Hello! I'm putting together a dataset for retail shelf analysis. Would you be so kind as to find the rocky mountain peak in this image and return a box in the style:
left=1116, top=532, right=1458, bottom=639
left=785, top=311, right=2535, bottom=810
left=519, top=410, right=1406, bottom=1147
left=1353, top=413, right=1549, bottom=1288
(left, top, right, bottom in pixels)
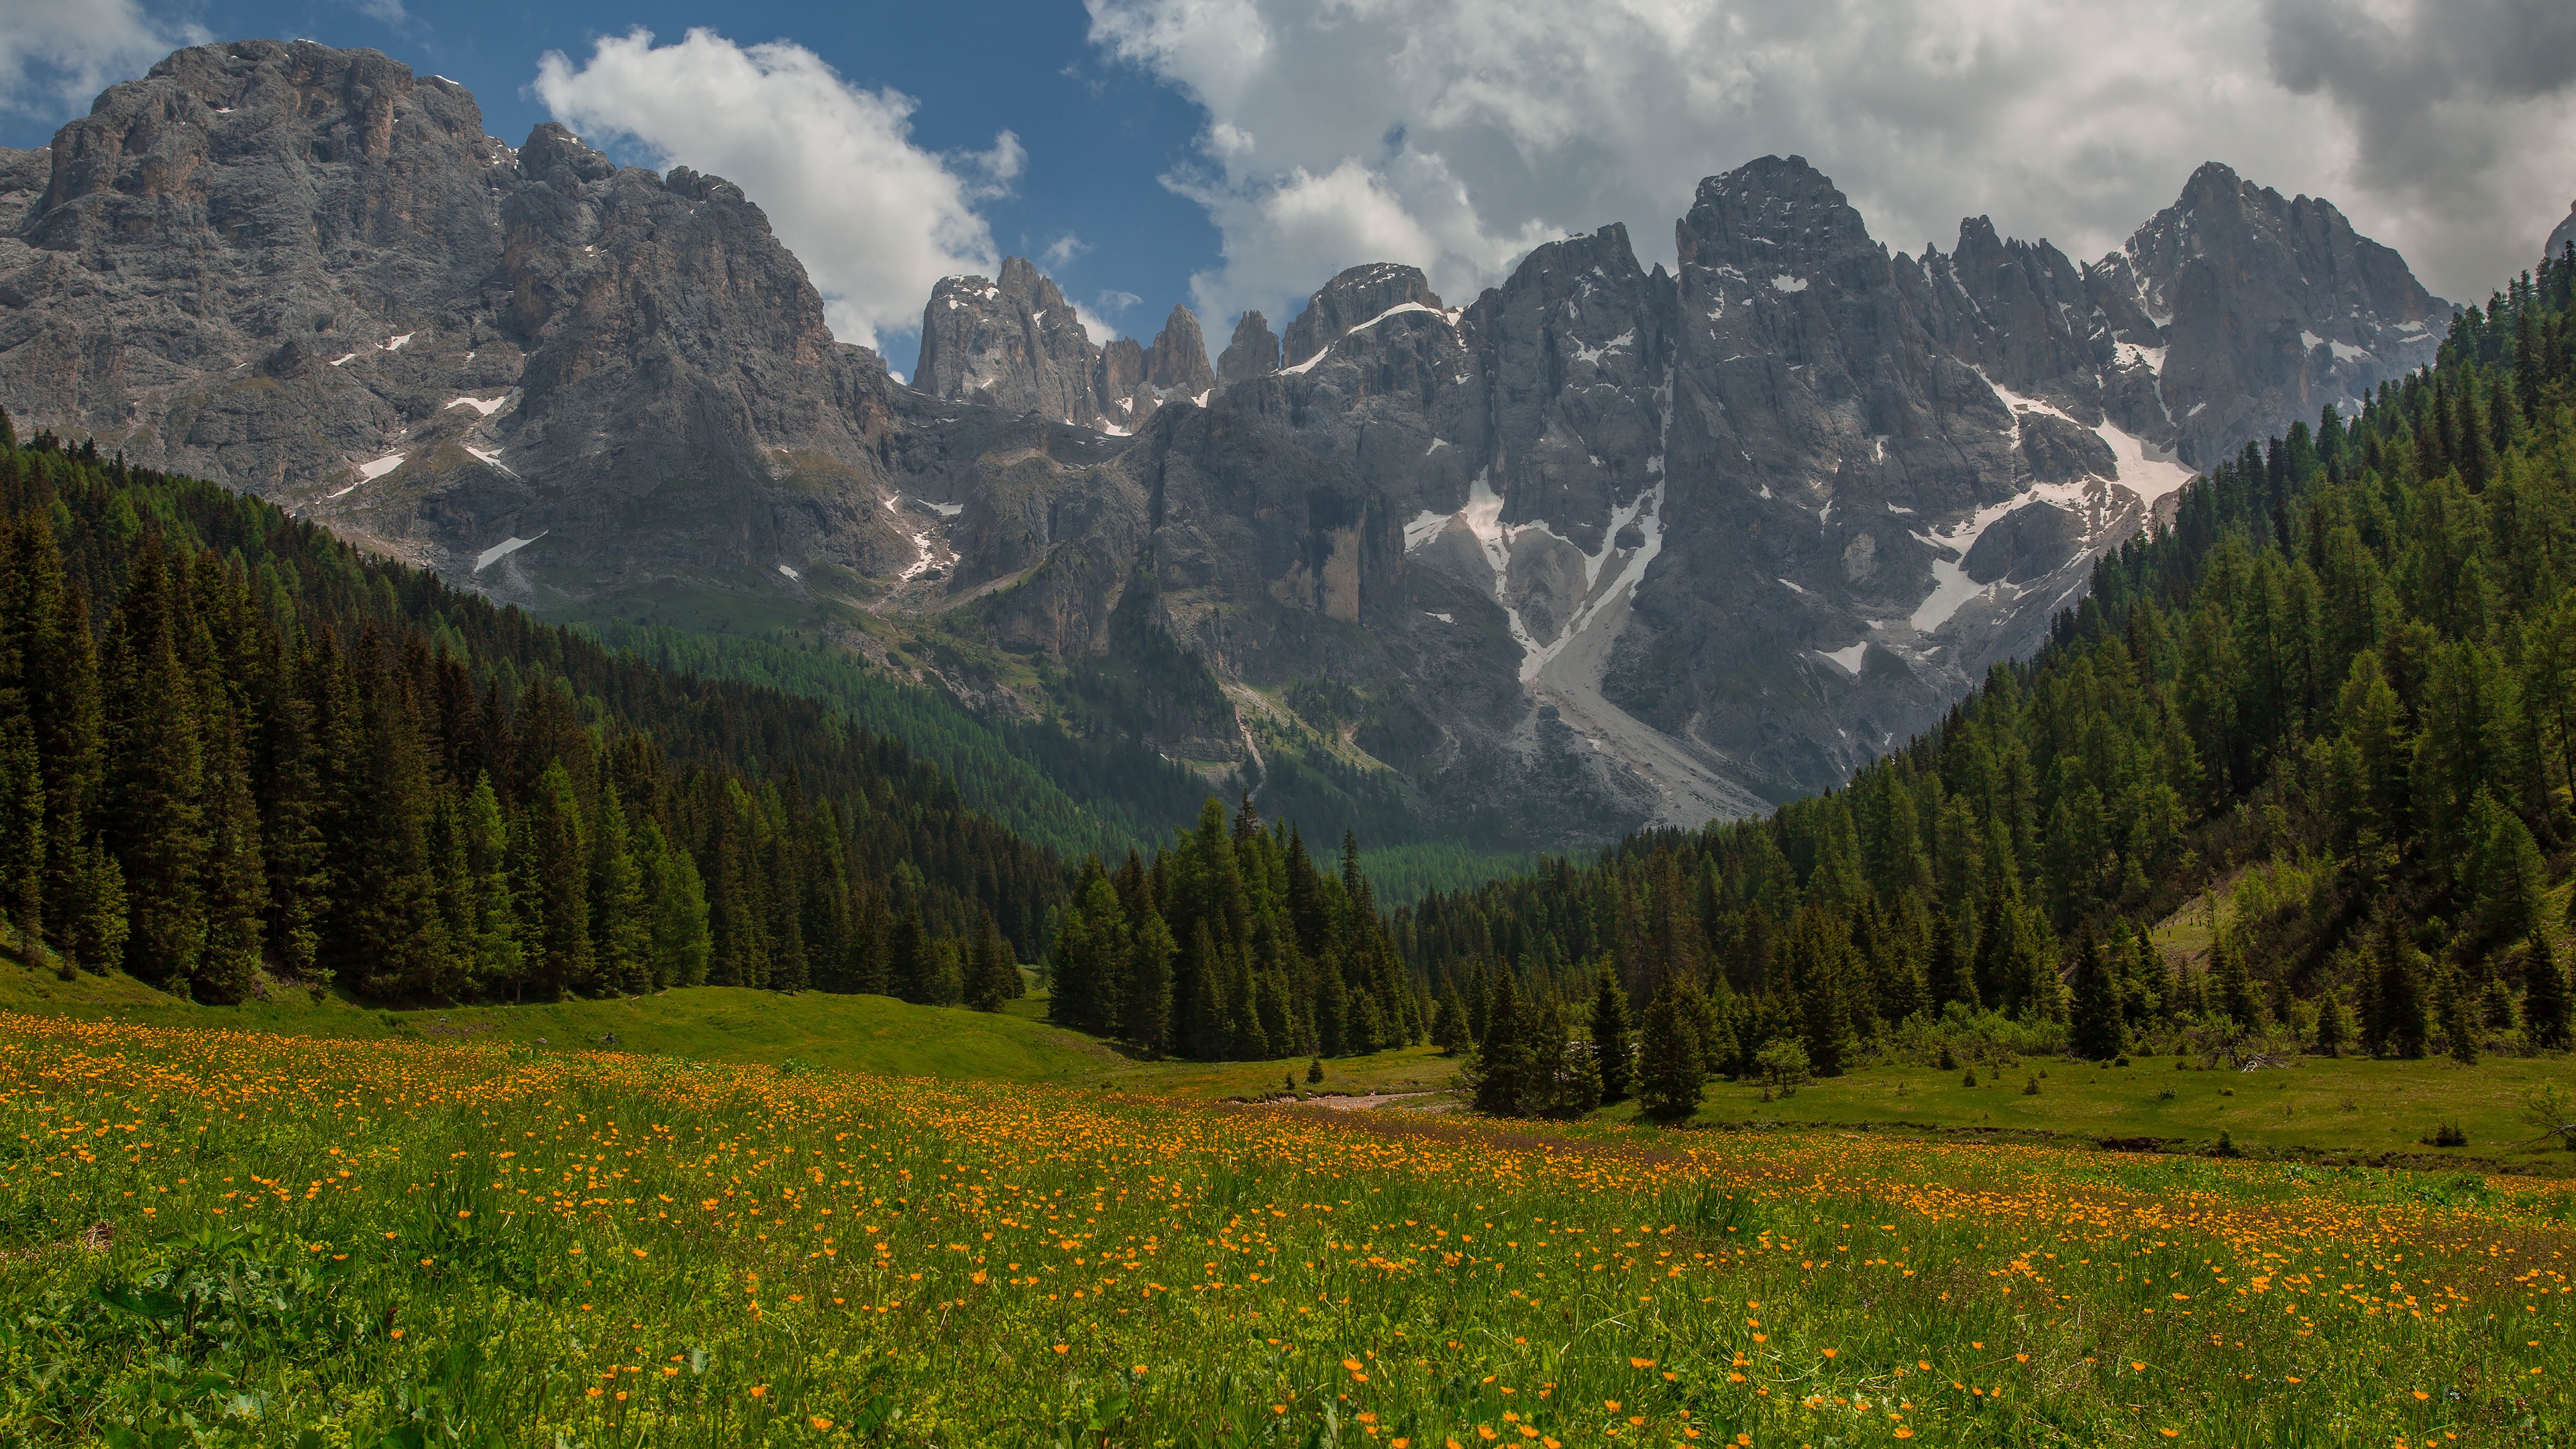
left=2116, top=159, right=2445, bottom=464
left=1218, top=310, right=1281, bottom=383
left=519, top=121, right=616, bottom=187
left=1281, top=263, right=1444, bottom=368
left=2547, top=200, right=2575, bottom=266
left=1146, top=305, right=1216, bottom=396
left=916, top=257, right=1111, bottom=427
left=1676, top=154, right=1876, bottom=274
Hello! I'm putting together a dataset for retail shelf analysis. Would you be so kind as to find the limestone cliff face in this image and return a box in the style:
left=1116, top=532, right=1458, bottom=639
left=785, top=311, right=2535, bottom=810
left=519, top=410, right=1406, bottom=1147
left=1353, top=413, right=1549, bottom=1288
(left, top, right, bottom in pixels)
left=0, top=44, right=2463, bottom=850
left=0, top=40, right=912, bottom=597
left=916, top=258, right=1112, bottom=428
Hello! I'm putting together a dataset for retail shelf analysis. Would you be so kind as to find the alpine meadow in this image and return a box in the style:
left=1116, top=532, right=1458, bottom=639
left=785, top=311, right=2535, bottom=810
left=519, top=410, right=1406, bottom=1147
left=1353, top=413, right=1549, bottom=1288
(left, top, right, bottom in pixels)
left=12, top=19, right=2576, bottom=1449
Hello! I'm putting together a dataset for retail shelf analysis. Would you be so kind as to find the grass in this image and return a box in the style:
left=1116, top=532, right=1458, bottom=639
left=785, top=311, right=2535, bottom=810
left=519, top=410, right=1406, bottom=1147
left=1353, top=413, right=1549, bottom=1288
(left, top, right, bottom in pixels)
left=6, top=1014, right=2573, bottom=1446
left=0, top=959, right=1110, bottom=1085
left=1653, top=1055, right=2576, bottom=1172
left=0, top=958, right=1448, bottom=1103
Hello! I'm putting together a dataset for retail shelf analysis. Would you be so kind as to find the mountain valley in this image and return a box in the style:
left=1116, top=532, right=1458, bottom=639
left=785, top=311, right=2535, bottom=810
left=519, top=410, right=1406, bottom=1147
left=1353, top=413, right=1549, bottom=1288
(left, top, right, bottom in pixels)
left=0, top=39, right=2467, bottom=851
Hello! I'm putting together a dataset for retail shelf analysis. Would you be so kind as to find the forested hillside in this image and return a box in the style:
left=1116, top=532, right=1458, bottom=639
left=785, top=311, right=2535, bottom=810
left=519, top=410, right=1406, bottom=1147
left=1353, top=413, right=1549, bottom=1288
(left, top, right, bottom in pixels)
left=1046, top=800, right=1424, bottom=1060
left=580, top=619, right=1211, bottom=864
left=1403, top=246, right=2576, bottom=1076
left=0, top=427, right=1055, bottom=1007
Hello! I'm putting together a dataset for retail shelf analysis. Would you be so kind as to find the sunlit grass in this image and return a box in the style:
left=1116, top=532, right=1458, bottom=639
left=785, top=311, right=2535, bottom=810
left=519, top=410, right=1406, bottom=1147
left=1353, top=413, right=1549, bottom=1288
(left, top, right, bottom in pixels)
left=5, top=1014, right=2572, bottom=1445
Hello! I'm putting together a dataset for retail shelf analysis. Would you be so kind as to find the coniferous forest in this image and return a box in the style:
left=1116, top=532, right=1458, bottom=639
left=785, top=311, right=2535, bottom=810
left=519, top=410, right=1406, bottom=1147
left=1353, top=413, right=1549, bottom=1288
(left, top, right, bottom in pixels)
left=1044, top=800, right=1425, bottom=1059
left=0, top=424, right=1047, bottom=1010
left=1404, top=246, right=2576, bottom=1110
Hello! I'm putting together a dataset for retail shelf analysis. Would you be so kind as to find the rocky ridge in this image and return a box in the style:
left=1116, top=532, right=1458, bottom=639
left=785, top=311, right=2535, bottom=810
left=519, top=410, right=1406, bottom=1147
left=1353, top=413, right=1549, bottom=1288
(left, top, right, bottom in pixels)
left=0, top=43, right=2458, bottom=849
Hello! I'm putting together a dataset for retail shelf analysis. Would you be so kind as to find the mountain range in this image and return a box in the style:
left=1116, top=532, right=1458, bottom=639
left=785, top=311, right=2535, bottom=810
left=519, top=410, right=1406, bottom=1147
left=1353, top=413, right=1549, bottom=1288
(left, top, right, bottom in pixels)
left=0, top=39, right=2508, bottom=851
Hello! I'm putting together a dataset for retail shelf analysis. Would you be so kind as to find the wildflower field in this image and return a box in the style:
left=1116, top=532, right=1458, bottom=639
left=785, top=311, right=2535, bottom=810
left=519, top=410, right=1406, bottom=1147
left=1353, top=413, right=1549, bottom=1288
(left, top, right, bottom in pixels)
left=4, top=1014, right=2573, bottom=1447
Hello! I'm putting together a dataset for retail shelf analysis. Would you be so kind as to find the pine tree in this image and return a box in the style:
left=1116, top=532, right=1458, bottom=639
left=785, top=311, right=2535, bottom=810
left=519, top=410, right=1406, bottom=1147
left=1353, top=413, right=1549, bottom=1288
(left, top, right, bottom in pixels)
left=1589, top=966, right=1635, bottom=1102
left=2469, top=790, right=2545, bottom=945
left=1432, top=986, right=1473, bottom=1057
left=2068, top=936, right=2127, bottom=1061
left=643, top=821, right=712, bottom=987
left=1122, top=898, right=1175, bottom=1055
left=2375, top=924, right=2431, bottom=1059
left=2438, top=964, right=2481, bottom=1064
left=1634, top=971, right=1709, bottom=1123
left=0, top=702, right=40, bottom=941
left=103, top=552, right=207, bottom=989
left=1181, top=920, right=1230, bottom=1060
left=888, top=913, right=934, bottom=1006
left=525, top=761, right=594, bottom=1000
left=2314, top=988, right=2357, bottom=1056
left=1469, top=971, right=1538, bottom=1117
left=2211, top=936, right=2263, bottom=1029
left=967, top=919, right=1020, bottom=1012
left=2526, top=932, right=2571, bottom=1050
left=192, top=703, right=267, bottom=1005
left=590, top=784, right=650, bottom=995
left=1552, top=1002, right=1603, bottom=1117
left=462, top=773, right=523, bottom=995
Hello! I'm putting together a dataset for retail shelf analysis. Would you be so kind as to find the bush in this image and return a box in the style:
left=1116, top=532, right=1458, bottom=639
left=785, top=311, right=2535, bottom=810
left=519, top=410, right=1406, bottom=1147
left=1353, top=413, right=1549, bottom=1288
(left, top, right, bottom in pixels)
left=1754, top=1038, right=1812, bottom=1098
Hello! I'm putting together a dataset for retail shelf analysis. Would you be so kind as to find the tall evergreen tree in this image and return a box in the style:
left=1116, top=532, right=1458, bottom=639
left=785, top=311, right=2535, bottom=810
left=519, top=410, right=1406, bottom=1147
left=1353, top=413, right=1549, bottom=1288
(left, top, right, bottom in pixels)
left=2210, top=936, right=2263, bottom=1029
left=1589, top=966, right=1635, bottom=1103
left=1122, top=898, right=1175, bottom=1055
left=2067, top=936, right=2127, bottom=1061
left=525, top=761, right=594, bottom=1001
left=1469, top=970, right=1539, bottom=1117
left=1635, top=971, right=1709, bottom=1123
left=967, top=919, right=1020, bottom=1012
left=2525, top=932, right=2572, bottom=1051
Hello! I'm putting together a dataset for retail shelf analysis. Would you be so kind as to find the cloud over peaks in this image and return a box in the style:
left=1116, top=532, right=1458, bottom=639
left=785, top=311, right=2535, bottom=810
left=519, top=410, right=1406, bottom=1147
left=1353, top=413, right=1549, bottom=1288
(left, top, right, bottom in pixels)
left=1091, top=0, right=2576, bottom=325
left=535, top=28, right=1021, bottom=354
left=0, top=0, right=206, bottom=116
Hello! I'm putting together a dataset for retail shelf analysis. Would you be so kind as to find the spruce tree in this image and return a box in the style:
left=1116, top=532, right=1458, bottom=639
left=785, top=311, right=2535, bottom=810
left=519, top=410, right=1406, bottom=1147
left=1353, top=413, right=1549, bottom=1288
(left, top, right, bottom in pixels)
left=2437, top=965, right=2481, bottom=1064
left=526, top=761, right=593, bottom=1000
left=1123, top=899, right=1175, bottom=1055
left=104, top=553, right=207, bottom=990
left=645, top=822, right=712, bottom=987
left=1433, top=986, right=1473, bottom=1056
left=1469, top=971, right=1538, bottom=1117
left=2068, top=936, right=2127, bottom=1061
left=1552, top=1002, right=1604, bottom=1117
left=2376, top=925, right=2431, bottom=1059
left=888, top=913, right=932, bottom=1005
left=2314, top=988, right=2356, bottom=1056
left=2526, top=932, right=2573, bottom=1050
left=590, top=784, right=650, bottom=995
left=462, top=773, right=523, bottom=995
left=1181, top=920, right=1230, bottom=1059
left=1589, top=966, right=1635, bottom=1102
left=2211, top=937, right=2263, bottom=1029
left=967, top=920, right=1019, bottom=1011
left=1634, top=971, right=1709, bottom=1123
left=0, top=704, right=40, bottom=941
left=192, top=704, right=267, bottom=1005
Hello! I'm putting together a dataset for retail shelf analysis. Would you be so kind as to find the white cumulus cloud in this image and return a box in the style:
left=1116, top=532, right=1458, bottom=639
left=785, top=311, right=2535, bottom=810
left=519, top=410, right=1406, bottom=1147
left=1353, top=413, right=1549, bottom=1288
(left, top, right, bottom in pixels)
left=1089, top=0, right=2576, bottom=325
left=0, top=0, right=205, bottom=115
left=535, top=28, right=1023, bottom=354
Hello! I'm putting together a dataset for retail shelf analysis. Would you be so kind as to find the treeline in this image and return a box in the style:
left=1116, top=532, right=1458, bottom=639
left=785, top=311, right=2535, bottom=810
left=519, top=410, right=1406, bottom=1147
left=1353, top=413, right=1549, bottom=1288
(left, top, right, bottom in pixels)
left=0, top=425, right=1059, bottom=1006
left=1405, top=244, right=2576, bottom=1095
left=1046, top=798, right=1424, bottom=1059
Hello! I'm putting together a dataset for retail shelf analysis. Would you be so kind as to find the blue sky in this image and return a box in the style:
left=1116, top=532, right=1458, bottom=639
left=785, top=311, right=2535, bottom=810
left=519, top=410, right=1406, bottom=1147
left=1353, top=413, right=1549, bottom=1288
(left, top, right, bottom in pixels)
left=7, top=1, right=2575, bottom=376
